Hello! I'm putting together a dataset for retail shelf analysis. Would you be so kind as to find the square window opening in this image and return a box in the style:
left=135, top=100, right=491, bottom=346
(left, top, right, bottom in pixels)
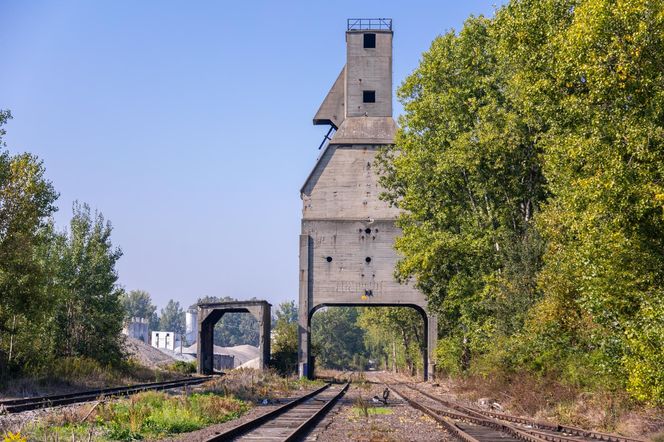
left=363, top=90, right=376, bottom=103
left=364, top=33, right=376, bottom=48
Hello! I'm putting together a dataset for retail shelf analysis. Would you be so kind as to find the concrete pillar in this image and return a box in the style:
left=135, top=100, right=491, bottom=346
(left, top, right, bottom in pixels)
left=427, top=313, right=438, bottom=381
left=298, top=234, right=312, bottom=378
left=197, top=315, right=215, bottom=374
left=247, top=305, right=271, bottom=371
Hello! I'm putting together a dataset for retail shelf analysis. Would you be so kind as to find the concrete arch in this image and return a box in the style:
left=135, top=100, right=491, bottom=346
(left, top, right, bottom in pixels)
left=301, top=302, right=436, bottom=380
left=197, top=301, right=271, bottom=374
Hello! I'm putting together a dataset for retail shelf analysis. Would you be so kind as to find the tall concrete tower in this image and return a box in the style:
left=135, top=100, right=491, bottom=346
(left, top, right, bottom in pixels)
left=299, top=19, right=437, bottom=380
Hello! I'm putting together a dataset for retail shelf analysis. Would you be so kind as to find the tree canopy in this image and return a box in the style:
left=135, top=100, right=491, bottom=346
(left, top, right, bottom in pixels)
left=311, top=307, right=368, bottom=371
left=379, top=0, right=664, bottom=404
left=271, top=300, right=298, bottom=374
left=52, top=203, right=125, bottom=364
left=159, top=299, right=186, bottom=336
left=122, top=289, right=159, bottom=330
left=0, top=111, right=127, bottom=379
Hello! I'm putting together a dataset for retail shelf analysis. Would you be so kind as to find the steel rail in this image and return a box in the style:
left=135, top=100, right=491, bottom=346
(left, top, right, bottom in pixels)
left=403, top=383, right=646, bottom=442
left=387, top=382, right=541, bottom=442
left=387, top=383, right=481, bottom=442
left=0, top=376, right=213, bottom=413
left=205, top=382, right=343, bottom=441
left=283, top=382, right=349, bottom=442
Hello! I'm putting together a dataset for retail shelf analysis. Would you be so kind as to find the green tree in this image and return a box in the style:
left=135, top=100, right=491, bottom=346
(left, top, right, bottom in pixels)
left=52, top=202, right=125, bottom=365
left=378, top=13, right=547, bottom=372
left=0, top=109, right=59, bottom=375
left=357, top=307, right=425, bottom=375
left=122, top=290, right=159, bottom=330
left=159, top=299, right=185, bottom=335
left=311, top=307, right=367, bottom=371
left=271, top=300, right=298, bottom=374
left=493, top=0, right=664, bottom=403
left=381, top=0, right=664, bottom=405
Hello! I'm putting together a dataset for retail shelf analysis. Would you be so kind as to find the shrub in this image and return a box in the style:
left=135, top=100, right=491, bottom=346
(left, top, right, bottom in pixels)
left=165, top=360, right=197, bottom=375
left=434, top=335, right=465, bottom=377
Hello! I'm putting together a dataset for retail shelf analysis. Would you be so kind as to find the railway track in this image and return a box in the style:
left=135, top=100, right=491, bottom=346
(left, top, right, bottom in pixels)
left=205, top=381, right=350, bottom=441
left=381, top=377, right=645, bottom=442
left=0, top=375, right=213, bottom=414
left=402, top=382, right=645, bottom=442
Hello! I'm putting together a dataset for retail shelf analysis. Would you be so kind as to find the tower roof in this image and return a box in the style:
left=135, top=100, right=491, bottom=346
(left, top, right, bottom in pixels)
left=346, top=18, right=392, bottom=31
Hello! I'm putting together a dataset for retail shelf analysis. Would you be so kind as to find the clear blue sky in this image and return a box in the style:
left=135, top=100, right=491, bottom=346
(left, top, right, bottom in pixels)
left=0, top=1, right=503, bottom=311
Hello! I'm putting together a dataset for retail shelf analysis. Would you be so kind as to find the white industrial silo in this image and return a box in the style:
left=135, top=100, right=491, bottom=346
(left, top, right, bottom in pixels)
left=185, top=308, right=198, bottom=345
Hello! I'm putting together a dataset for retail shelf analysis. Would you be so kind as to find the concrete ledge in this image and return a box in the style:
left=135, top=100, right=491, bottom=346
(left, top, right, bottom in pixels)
left=330, top=117, right=396, bottom=145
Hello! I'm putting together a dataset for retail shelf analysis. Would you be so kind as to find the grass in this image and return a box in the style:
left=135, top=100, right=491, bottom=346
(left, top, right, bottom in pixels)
left=19, top=390, right=249, bottom=441
left=651, top=432, right=664, bottom=442
left=8, top=368, right=325, bottom=441
left=352, top=395, right=393, bottom=419
left=351, top=406, right=393, bottom=417
left=164, top=360, right=197, bottom=374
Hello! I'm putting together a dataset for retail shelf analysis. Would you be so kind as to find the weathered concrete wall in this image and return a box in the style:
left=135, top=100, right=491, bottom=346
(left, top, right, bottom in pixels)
left=302, top=145, right=400, bottom=220
left=345, top=31, right=392, bottom=118
left=299, top=25, right=437, bottom=381
left=301, top=219, right=420, bottom=304
left=313, top=67, right=345, bottom=128
left=197, top=301, right=271, bottom=374
left=214, top=354, right=235, bottom=371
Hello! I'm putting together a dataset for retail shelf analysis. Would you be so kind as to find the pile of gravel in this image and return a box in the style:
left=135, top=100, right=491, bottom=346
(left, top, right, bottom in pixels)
left=124, top=336, right=177, bottom=368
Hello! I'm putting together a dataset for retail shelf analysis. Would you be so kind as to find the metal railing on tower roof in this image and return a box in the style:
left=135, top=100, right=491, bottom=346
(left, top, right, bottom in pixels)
left=347, top=18, right=392, bottom=31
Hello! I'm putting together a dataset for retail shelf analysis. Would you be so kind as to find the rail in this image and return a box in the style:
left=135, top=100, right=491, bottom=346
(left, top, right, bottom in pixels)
left=205, top=381, right=349, bottom=441
left=388, top=379, right=646, bottom=442
left=0, top=376, right=213, bottom=413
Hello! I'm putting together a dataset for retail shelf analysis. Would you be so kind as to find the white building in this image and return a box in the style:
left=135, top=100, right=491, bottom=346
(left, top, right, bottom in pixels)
left=151, top=331, right=181, bottom=351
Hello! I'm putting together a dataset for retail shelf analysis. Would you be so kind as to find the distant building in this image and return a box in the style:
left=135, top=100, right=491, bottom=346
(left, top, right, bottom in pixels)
left=122, top=317, right=148, bottom=343
left=151, top=331, right=181, bottom=352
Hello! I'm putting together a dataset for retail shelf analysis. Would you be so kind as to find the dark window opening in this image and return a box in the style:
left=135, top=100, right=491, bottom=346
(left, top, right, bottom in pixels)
left=365, top=257, right=372, bottom=263
left=326, top=256, right=333, bottom=263
left=365, top=228, right=372, bottom=234
left=364, top=33, right=376, bottom=48
left=363, top=90, right=376, bottom=103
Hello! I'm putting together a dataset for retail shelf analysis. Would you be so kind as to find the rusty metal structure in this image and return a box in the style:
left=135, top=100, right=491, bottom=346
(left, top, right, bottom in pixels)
left=298, top=19, right=438, bottom=380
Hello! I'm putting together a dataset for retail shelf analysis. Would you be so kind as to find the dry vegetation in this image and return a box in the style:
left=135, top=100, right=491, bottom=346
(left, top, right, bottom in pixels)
left=4, top=368, right=324, bottom=441
left=202, top=368, right=325, bottom=403
left=440, top=372, right=664, bottom=439
left=0, top=356, right=182, bottom=400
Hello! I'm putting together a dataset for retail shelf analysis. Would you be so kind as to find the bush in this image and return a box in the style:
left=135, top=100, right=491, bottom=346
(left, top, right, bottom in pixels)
left=435, top=335, right=465, bottom=377
left=165, top=360, right=197, bottom=375
left=622, top=298, right=664, bottom=406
